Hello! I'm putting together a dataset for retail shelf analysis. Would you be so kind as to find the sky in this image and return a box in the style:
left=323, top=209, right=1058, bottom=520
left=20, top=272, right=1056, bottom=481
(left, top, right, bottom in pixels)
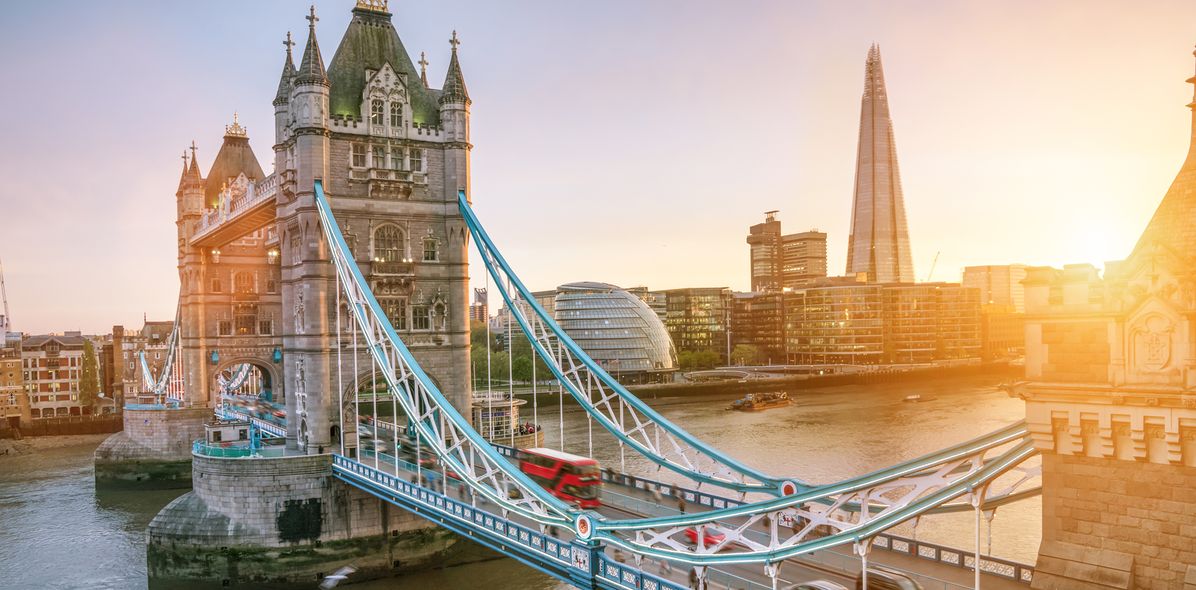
left=1, top=1, right=1195, bottom=334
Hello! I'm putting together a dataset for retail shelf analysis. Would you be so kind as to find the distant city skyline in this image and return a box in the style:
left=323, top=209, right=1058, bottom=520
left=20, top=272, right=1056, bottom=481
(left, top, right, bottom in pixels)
left=2, top=1, right=1196, bottom=333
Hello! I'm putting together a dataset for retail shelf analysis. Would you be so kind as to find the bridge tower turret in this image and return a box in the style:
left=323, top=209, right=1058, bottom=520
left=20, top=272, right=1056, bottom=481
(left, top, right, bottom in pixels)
left=272, top=31, right=296, bottom=181
left=278, top=5, right=334, bottom=454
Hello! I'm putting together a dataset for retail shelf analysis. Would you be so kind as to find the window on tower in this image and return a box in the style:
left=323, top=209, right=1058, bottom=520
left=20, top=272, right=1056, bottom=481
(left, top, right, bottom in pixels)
left=390, top=102, right=402, bottom=127
left=373, top=225, right=403, bottom=263
left=409, top=148, right=423, bottom=173
left=381, top=298, right=407, bottom=330
left=351, top=143, right=366, bottom=168
left=412, top=304, right=430, bottom=331
left=422, top=237, right=438, bottom=262
left=389, top=147, right=402, bottom=171
left=371, top=145, right=385, bottom=169
left=371, top=99, right=384, bottom=125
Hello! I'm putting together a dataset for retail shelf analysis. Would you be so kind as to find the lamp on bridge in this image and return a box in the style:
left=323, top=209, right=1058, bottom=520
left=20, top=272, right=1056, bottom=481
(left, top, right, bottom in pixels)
left=267, top=249, right=279, bottom=265
left=210, top=249, right=222, bottom=264
left=210, top=351, right=219, bottom=365
left=272, top=348, right=282, bottom=363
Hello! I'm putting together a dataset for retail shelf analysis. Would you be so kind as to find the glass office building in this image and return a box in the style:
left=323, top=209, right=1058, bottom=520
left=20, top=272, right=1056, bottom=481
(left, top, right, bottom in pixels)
left=554, top=282, right=677, bottom=384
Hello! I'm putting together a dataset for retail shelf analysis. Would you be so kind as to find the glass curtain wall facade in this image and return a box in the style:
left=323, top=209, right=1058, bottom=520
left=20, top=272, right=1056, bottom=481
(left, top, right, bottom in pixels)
left=662, top=288, right=732, bottom=362
left=783, top=282, right=980, bottom=365
left=554, top=282, right=676, bottom=384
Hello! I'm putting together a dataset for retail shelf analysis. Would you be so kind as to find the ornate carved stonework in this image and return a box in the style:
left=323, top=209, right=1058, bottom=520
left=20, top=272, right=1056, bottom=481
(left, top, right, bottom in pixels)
left=1132, top=314, right=1173, bottom=372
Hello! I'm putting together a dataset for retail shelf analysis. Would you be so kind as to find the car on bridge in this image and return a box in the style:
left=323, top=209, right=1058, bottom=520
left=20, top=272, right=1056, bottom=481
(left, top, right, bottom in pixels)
left=856, top=566, right=922, bottom=590
left=683, top=525, right=728, bottom=548
left=785, top=582, right=846, bottom=590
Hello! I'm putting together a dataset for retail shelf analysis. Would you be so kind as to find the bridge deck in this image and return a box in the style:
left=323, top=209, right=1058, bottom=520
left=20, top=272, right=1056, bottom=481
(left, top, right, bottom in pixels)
left=347, top=451, right=1029, bottom=590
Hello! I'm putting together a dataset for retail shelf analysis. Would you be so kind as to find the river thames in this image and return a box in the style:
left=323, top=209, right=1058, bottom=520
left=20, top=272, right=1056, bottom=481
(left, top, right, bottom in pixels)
left=0, top=375, right=1037, bottom=589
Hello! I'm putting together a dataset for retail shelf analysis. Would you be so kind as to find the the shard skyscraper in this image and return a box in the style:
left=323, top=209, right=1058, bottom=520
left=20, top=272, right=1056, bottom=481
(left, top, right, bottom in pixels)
left=846, top=45, right=915, bottom=283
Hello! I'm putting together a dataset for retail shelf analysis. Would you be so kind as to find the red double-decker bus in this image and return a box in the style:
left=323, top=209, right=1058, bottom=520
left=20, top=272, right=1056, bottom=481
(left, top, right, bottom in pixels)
left=518, top=447, right=602, bottom=508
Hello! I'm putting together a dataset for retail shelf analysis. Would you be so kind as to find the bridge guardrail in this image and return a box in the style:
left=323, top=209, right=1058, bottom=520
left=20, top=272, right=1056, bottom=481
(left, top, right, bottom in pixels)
left=191, top=440, right=288, bottom=458
left=872, top=534, right=1034, bottom=584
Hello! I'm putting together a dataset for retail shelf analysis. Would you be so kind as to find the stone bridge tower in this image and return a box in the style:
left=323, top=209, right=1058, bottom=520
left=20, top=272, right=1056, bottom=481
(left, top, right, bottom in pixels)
left=275, top=2, right=473, bottom=453
left=1018, top=46, right=1196, bottom=589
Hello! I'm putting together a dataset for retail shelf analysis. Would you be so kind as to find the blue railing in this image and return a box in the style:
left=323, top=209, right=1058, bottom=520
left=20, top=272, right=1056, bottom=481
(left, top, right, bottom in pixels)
left=192, top=440, right=288, bottom=458
left=217, top=406, right=286, bottom=438
left=123, top=402, right=181, bottom=411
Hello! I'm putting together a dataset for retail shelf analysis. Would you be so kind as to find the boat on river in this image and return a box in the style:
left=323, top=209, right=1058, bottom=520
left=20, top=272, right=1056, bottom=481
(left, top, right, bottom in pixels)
left=727, top=392, right=791, bottom=412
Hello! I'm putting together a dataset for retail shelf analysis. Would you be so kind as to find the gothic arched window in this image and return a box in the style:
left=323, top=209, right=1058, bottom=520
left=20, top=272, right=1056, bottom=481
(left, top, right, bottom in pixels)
left=373, top=225, right=403, bottom=263
left=389, top=102, right=402, bottom=127
left=370, top=99, right=385, bottom=125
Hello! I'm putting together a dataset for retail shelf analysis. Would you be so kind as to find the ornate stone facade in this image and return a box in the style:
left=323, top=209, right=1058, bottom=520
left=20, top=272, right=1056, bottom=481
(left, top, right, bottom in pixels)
left=172, top=3, right=473, bottom=455
left=1016, top=46, right=1196, bottom=589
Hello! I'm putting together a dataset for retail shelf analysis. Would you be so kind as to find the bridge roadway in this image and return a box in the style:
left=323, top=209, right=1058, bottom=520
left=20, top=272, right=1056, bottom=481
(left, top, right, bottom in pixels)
left=351, top=449, right=1028, bottom=590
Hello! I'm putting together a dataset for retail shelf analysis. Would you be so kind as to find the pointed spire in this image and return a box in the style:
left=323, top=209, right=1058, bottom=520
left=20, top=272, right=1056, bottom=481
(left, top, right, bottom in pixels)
left=846, top=43, right=914, bottom=283
left=187, top=141, right=202, bottom=183
left=1188, top=44, right=1196, bottom=145
left=419, top=51, right=430, bottom=88
left=440, top=31, right=470, bottom=105
left=274, top=32, right=297, bottom=105
left=177, top=150, right=189, bottom=189
left=295, top=5, right=328, bottom=86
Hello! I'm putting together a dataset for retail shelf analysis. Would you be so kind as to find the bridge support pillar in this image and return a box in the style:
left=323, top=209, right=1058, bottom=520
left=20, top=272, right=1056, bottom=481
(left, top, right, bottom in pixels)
left=93, top=406, right=209, bottom=489
left=146, top=452, right=470, bottom=588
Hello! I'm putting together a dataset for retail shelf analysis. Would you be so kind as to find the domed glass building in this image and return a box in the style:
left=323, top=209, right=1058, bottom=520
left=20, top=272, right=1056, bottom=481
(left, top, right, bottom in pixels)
left=553, top=282, right=677, bottom=384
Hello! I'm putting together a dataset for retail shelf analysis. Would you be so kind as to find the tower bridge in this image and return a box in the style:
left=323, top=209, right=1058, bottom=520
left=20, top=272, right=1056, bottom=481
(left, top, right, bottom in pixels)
left=92, top=2, right=1196, bottom=588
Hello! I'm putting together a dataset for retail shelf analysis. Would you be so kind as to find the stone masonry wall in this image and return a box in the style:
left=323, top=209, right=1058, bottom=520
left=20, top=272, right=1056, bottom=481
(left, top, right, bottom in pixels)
left=147, top=452, right=458, bottom=586
left=94, top=407, right=209, bottom=487
left=1041, top=321, right=1110, bottom=383
left=1041, top=453, right=1196, bottom=589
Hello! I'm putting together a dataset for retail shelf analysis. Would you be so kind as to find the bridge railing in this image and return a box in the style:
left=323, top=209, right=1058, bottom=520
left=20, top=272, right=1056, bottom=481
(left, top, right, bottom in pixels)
left=332, top=455, right=580, bottom=571
left=191, top=440, right=288, bottom=458
left=872, top=534, right=1034, bottom=584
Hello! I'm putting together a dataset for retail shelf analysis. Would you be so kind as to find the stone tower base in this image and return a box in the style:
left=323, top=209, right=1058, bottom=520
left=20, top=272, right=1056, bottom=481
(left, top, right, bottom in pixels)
left=147, top=452, right=464, bottom=588
left=94, top=406, right=209, bottom=488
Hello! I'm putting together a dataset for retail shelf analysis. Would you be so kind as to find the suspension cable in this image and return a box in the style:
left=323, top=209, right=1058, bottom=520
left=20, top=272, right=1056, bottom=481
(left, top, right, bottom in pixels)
left=507, top=275, right=515, bottom=448
left=485, top=269, right=493, bottom=441
left=352, top=294, right=360, bottom=461
left=336, top=272, right=344, bottom=456
left=372, top=340, right=379, bottom=471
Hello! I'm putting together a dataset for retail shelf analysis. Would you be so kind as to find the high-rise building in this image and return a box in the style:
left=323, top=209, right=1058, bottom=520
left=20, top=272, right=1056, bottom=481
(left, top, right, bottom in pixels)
left=963, top=265, right=1028, bottom=312
left=746, top=211, right=783, bottom=292
left=963, top=265, right=1028, bottom=359
left=781, top=231, right=828, bottom=289
left=783, top=279, right=980, bottom=366
left=730, top=292, right=785, bottom=364
left=662, top=287, right=732, bottom=362
left=469, top=288, right=488, bottom=323
left=846, top=45, right=915, bottom=283
left=747, top=212, right=828, bottom=292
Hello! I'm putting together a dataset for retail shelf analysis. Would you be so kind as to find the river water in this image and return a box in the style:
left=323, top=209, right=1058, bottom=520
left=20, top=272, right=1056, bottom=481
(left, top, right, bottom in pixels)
left=0, top=375, right=1038, bottom=589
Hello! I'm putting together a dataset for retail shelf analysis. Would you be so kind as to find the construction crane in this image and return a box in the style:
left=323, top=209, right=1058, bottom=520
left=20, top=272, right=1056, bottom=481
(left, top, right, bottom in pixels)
left=0, top=257, right=9, bottom=332
left=925, top=251, right=940, bottom=283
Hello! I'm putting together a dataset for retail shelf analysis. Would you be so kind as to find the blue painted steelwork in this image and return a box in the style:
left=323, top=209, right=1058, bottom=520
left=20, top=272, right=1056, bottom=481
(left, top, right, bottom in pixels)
left=217, top=405, right=286, bottom=439
left=332, top=455, right=688, bottom=590
left=314, top=181, right=574, bottom=526
left=459, top=191, right=782, bottom=495
left=138, top=305, right=182, bottom=399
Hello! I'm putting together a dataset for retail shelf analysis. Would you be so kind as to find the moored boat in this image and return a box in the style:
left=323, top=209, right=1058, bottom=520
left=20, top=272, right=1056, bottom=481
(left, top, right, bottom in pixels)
left=727, top=391, right=791, bottom=411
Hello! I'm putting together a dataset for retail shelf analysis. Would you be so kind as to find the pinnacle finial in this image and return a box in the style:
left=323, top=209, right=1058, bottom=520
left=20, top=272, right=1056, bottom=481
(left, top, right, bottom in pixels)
left=307, top=5, right=319, bottom=29
left=450, top=30, right=461, bottom=51
left=284, top=31, right=295, bottom=57
left=419, top=51, right=429, bottom=75
left=190, top=140, right=197, bottom=158
left=225, top=112, right=247, bottom=137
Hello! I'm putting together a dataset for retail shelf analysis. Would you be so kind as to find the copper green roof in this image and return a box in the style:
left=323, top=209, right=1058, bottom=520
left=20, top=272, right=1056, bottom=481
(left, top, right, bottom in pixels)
left=326, top=7, right=441, bottom=125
